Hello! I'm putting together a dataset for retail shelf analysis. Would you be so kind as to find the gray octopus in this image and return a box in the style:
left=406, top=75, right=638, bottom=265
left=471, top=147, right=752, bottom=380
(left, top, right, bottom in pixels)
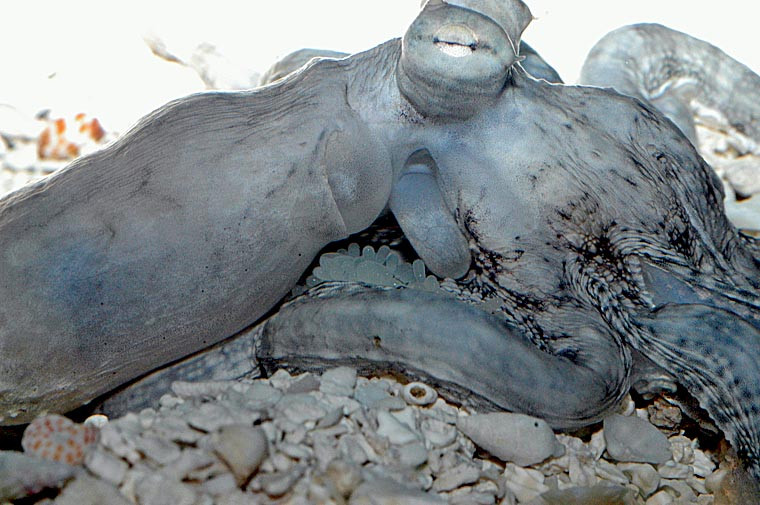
left=2, top=0, right=760, bottom=483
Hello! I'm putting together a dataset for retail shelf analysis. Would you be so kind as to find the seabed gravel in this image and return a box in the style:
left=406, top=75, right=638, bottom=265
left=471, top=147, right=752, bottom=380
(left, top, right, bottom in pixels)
left=1, top=367, right=748, bottom=504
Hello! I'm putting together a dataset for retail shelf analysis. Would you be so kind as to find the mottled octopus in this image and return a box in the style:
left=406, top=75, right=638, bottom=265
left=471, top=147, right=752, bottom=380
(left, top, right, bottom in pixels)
left=1, top=0, right=760, bottom=486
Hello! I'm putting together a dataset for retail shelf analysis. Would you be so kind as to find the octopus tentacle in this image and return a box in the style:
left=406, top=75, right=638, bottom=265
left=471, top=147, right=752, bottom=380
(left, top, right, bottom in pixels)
left=97, top=266, right=630, bottom=430
left=390, top=149, right=471, bottom=279
left=580, top=23, right=760, bottom=146
left=636, top=304, right=760, bottom=482
left=255, top=281, right=629, bottom=430
left=97, top=327, right=258, bottom=417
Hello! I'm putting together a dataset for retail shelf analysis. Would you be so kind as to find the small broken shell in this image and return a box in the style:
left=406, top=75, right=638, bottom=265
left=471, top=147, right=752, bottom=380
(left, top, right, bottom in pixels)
left=402, top=382, right=438, bottom=406
left=22, top=414, right=99, bottom=465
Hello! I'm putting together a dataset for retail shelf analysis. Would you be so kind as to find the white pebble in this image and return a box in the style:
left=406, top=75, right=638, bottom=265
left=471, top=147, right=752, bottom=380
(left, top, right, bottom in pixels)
left=135, top=472, right=197, bottom=505
left=259, top=465, right=305, bottom=497
left=589, top=430, right=607, bottom=460
left=286, top=373, right=321, bottom=394
left=348, top=477, right=446, bottom=504
left=532, top=484, right=632, bottom=504
left=603, top=414, right=671, bottom=464
left=594, top=459, right=629, bottom=486
left=160, top=448, right=217, bottom=481
left=276, top=393, right=327, bottom=425
left=279, top=442, right=312, bottom=461
left=568, top=454, right=597, bottom=487
left=315, top=407, right=343, bottom=429
left=394, top=441, right=428, bottom=468
left=202, top=473, right=238, bottom=496
left=151, top=415, right=203, bottom=444
left=52, top=473, right=131, bottom=505
left=325, top=459, right=362, bottom=497
left=660, top=479, right=697, bottom=502
left=668, top=435, right=694, bottom=465
left=691, top=448, right=716, bottom=477
left=421, top=417, right=457, bottom=448
left=354, top=382, right=393, bottom=408
left=456, top=413, right=563, bottom=466
left=449, top=490, right=497, bottom=505
left=159, top=394, right=184, bottom=409
left=432, top=463, right=480, bottom=491
left=723, top=157, right=760, bottom=196
left=646, top=489, right=674, bottom=505
left=212, top=425, right=268, bottom=484
left=340, top=434, right=372, bottom=465
left=242, top=382, right=283, bottom=408
left=186, top=403, right=242, bottom=432
left=503, top=464, right=549, bottom=503
left=84, top=448, right=129, bottom=486
left=377, top=410, right=420, bottom=445
left=133, top=434, right=181, bottom=465
left=618, top=463, right=660, bottom=497
left=657, top=460, right=693, bottom=480
left=687, top=475, right=708, bottom=495
left=98, top=423, right=141, bottom=464
left=319, top=367, right=357, bottom=397
left=268, top=369, right=294, bottom=390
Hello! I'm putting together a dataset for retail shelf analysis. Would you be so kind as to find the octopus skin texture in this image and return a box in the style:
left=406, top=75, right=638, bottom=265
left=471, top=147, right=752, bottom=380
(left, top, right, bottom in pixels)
left=1, top=0, right=760, bottom=485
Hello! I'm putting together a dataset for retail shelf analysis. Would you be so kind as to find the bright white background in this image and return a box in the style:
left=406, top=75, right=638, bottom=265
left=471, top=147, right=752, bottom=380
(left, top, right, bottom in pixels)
left=2, top=1, right=759, bottom=133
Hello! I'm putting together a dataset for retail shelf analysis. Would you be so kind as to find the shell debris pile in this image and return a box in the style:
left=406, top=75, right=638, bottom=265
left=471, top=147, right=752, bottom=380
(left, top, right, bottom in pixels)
left=2, top=366, right=746, bottom=504
left=695, top=103, right=760, bottom=235
left=0, top=105, right=111, bottom=196
left=36, top=113, right=106, bottom=161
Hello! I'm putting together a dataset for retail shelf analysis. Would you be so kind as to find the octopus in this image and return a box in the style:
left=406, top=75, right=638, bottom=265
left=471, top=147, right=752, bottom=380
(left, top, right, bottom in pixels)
left=1, top=0, right=760, bottom=488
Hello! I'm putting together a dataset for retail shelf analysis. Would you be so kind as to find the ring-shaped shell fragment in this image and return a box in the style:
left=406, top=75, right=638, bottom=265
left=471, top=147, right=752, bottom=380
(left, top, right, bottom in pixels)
left=402, top=382, right=439, bottom=406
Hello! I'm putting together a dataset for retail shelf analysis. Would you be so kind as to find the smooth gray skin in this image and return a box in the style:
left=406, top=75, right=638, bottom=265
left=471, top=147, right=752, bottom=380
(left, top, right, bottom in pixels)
left=3, top=0, right=760, bottom=483
left=258, top=48, right=350, bottom=86
left=0, top=48, right=394, bottom=424
left=0, top=0, right=526, bottom=425
left=98, top=3, right=760, bottom=481
left=581, top=23, right=760, bottom=145
left=390, top=150, right=471, bottom=279
left=518, top=41, right=563, bottom=84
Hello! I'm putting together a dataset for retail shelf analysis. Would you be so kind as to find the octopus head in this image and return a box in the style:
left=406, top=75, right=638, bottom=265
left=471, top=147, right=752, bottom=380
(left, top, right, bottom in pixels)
left=398, top=0, right=532, bottom=120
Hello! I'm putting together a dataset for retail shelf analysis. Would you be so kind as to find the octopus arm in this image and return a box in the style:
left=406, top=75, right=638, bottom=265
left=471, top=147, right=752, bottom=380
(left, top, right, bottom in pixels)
left=390, top=149, right=471, bottom=279
left=637, top=303, right=760, bottom=482
left=254, top=282, right=628, bottom=430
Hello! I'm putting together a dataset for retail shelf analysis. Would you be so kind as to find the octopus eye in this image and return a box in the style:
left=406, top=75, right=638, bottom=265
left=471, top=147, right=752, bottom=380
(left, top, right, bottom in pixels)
left=398, top=0, right=532, bottom=120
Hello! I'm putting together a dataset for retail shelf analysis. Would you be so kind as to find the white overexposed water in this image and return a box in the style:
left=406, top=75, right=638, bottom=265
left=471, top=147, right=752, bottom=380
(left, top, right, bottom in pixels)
left=1, top=1, right=759, bottom=133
